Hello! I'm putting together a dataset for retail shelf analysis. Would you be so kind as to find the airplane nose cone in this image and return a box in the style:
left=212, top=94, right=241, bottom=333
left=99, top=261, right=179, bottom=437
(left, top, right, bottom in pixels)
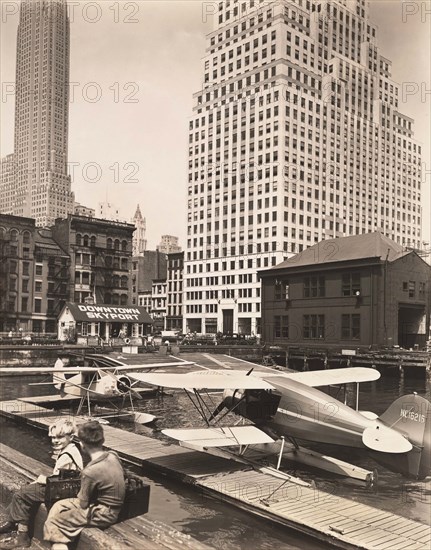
left=362, top=425, right=413, bottom=453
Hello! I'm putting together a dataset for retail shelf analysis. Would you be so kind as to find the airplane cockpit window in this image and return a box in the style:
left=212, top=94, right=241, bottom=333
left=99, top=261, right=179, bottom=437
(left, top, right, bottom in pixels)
left=244, top=389, right=281, bottom=423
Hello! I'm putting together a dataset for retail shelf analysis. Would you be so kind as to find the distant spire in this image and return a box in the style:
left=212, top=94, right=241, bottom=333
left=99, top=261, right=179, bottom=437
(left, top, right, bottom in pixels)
left=133, top=204, right=143, bottom=221
left=132, top=204, right=147, bottom=256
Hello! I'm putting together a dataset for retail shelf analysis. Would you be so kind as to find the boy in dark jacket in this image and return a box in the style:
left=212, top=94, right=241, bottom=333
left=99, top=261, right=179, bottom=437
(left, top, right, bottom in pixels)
left=43, top=421, right=125, bottom=550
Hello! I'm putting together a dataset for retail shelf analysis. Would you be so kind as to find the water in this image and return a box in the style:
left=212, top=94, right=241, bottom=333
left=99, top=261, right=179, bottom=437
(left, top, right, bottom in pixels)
left=0, top=370, right=430, bottom=549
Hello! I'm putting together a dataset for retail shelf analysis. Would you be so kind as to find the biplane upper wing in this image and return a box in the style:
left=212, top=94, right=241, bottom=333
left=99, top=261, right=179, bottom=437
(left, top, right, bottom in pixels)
left=0, top=361, right=196, bottom=375
left=129, top=371, right=275, bottom=390
left=276, top=367, right=381, bottom=387
left=162, top=426, right=274, bottom=447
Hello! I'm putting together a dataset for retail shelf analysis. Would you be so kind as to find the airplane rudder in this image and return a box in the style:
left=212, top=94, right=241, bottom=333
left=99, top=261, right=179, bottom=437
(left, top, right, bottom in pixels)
left=380, top=394, right=431, bottom=478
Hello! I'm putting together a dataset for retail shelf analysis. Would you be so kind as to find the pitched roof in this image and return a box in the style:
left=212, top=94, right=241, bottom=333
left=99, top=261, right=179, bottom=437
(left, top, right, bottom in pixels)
left=269, top=232, right=410, bottom=272
left=34, top=228, right=68, bottom=256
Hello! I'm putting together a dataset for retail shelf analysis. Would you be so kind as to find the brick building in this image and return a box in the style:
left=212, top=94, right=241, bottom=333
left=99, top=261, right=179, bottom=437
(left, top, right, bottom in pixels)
left=259, top=232, right=430, bottom=349
left=51, top=215, right=134, bottom=307
left=0, top=213, right=69, bottom=333
left=166, top=252, right=184, bottom=331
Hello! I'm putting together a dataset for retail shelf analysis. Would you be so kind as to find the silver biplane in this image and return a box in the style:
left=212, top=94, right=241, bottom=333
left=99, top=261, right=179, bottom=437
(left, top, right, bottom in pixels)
left=0, top=354, right=195, bottom=424
left=132, top=367, right=431, bottom=481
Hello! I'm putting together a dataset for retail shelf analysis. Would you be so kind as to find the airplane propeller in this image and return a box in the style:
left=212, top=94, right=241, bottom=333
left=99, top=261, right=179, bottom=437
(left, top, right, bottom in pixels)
left=208, top=400, right=226, bottom=422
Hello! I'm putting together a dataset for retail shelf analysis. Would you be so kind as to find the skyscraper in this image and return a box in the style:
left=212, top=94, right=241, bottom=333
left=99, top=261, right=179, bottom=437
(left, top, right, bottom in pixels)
left=0, top=0, right=74, bottom=226
left=184, top=0, right=422, bottom=336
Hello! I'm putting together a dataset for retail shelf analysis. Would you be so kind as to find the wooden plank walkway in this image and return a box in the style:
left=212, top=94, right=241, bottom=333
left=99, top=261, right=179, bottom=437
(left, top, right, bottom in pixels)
left=0, top=443, right=210, bottom=550
left=1, top=399, right=430, bottom=550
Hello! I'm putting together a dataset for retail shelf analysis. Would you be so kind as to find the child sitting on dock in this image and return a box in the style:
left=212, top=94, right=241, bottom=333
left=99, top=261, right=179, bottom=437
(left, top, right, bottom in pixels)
left=43, top=421, right=126, bottom=550
left=0, top=418, right=83, bottom=549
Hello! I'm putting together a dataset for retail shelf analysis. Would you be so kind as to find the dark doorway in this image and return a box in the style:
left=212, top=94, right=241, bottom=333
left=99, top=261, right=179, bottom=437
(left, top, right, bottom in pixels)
left=398, top=304, right=426, bottom=349
left=222, top=309, right=234, bottom=334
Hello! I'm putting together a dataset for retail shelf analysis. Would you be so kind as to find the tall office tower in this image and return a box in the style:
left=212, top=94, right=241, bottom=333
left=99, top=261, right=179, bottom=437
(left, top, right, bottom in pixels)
left=157, top=235, right=182, bottom=254
left=0, top=154, right=16, bottom=213
left=184, top=0, right=422, bottom=336
left=0, top=0, right=74, bottom=226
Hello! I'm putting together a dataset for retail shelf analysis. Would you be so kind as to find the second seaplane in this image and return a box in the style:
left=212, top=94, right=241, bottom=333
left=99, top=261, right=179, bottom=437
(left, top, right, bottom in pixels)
left=131, top=366, right=431, bottom=482
left=0, top=354, right=195, bottom=424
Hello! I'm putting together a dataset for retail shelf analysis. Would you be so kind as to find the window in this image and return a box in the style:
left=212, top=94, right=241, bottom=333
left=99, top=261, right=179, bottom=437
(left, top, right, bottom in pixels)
left=304, top=276, right=325, bottom=297
left=21, top=297, right=28, bottom=312
left=274, top=315, right=289, bottom=338
left=342, top=273, right=360, bottom=296
left=275, top=280, right=289, bottom=300
left=303, top=315, right=325, bottom=339
left=81, top=322, right=88, bottom=336
left=341, top=314, right=360, bottom=340
left=35, top=264, right=43, bottom=276
left=408, top=281, right=415, bottom=298
left=35, top=281, right=42, bottom=292
left=34, top=298, right=42, bottom=313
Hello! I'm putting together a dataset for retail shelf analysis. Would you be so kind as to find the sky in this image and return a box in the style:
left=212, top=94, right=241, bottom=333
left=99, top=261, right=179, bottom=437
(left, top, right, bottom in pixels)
left=0, top=0, right=430, bottom=250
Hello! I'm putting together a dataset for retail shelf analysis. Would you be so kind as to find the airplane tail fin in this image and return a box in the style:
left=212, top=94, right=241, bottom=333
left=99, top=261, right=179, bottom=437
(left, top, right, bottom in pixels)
left=374, top=394, right=431, bottom=479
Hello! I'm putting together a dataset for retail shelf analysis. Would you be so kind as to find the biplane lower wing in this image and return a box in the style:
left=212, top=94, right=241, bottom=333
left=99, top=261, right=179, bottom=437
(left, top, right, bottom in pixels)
left=162, top=426, right=274, bottom=447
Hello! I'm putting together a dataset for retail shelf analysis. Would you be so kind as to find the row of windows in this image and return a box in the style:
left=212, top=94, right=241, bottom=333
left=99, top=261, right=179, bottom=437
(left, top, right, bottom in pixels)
left=274, top=276, right=427, bottom=301
left=75, top=234, right=129, bottom=251
left=273, top=314, right=360, bottom=340
left=274, top=274, right=360, bottom=300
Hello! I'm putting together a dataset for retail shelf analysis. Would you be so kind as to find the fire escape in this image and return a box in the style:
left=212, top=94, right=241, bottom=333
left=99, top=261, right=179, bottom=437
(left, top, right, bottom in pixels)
left=0, top=232, right=11, bottom=329
left=46, top=254, right=70, bottom=318
left=74, top=237, right=130, bottom=305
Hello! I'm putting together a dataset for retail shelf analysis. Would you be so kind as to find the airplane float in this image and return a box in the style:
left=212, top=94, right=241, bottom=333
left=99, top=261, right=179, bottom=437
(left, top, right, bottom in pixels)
left=0, top=354, right=195, bottom=424
left=131, top=367, right=431, bottom=481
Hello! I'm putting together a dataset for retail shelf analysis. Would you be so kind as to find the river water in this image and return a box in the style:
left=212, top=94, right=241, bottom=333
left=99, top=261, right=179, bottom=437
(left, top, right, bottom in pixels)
left=0, top=369, right=430, bottom=549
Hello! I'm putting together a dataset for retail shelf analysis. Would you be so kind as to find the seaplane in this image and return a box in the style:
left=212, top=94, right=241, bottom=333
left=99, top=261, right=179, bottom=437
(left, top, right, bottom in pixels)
left=0, top=354, right=195, bottom=424
left=131, top=366, right=431, bottom=482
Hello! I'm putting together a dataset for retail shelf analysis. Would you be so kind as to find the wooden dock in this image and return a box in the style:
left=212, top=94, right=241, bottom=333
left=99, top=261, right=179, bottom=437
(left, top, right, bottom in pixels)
left=1, top=398, right=429, bottom=550
left=0, top=443, right=210, bottom=550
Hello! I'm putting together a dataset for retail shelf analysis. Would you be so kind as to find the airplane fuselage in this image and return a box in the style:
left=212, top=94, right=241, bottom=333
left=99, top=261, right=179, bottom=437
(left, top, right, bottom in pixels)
left=267, top=377, right=375, bottom=448
left=62, top=372, right=124, bottom=399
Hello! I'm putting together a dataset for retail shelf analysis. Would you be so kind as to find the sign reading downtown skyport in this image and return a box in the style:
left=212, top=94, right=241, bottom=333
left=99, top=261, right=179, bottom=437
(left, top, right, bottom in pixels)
left=61, top=303, right=152, bottom=323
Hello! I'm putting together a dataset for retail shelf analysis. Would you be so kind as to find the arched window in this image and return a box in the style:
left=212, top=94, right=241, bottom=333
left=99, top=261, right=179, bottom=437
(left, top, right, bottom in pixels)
left=0, top=227, right=6, bottom=240
left=112, top=293, right=120, bottom=305
left=83, top=235, right=89, bottom=247
left=22, top=231, right=31, bottom=244
left=121, top=276, right=128, bottom=288
left=113, top=275, right=120, bottom=288
left=121, top=258, right=128, bottom=270
left=90, top=236, right=96, bottom=248
left=114, top=239, right=120, bottom=251
left=104, top=293, right=112, bottom=304
left=10, top=229, right=18, bottom=242
left=121, top=240, right=127, bottom=252
left=105, top=256, right=112, bottom=268
left=107, top=238, right=113, bottom=250
left=76, top=234, right=82, bottom=246
left=120, top=294, right=128, bottom=305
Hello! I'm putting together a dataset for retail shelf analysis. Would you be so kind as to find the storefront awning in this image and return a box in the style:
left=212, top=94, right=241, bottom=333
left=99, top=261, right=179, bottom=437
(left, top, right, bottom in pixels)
left=62, top=303, right=152, bottom=324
